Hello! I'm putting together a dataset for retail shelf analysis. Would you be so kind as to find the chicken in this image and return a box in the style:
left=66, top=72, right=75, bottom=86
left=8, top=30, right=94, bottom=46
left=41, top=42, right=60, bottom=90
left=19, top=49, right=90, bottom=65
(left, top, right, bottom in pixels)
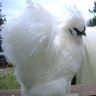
left=1, top=0, right=86, bottom=96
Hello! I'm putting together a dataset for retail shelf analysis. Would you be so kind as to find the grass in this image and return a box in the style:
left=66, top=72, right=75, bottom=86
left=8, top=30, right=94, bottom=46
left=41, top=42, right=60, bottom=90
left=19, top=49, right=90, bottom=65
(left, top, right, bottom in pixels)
left=0, top=68, right=20, bottom=90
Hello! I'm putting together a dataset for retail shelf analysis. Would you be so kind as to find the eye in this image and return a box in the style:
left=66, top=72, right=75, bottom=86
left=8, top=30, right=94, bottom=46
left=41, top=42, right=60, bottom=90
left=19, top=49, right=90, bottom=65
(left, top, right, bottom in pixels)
left=73, top=27, right=79, bottom=32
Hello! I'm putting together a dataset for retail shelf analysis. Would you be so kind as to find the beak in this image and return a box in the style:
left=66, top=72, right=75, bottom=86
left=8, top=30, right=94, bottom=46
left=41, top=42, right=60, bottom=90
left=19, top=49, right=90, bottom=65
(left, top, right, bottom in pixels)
left=81, top=31, right=86, bottom=36
left=74, top=27, right=86, bottom=36
left=77, top=30, right=86, bottom=36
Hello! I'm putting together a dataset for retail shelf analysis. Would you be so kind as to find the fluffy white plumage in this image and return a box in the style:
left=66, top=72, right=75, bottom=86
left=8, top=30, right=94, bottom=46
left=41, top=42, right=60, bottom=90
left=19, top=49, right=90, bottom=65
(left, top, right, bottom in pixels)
left=77, top=27, right=96, bottom=84
left=2, top=0, right=86, bottom=96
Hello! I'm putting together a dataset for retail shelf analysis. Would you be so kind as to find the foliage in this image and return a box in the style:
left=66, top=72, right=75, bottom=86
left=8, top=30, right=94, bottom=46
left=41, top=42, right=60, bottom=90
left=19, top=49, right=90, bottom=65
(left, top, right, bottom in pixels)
left=88, top=1, right=96, bottom=26
left=0, top=2, right=6, bottom=52
left=0, top=68, right=20, bottom=90
left=89, top=1, right=96, bottom=17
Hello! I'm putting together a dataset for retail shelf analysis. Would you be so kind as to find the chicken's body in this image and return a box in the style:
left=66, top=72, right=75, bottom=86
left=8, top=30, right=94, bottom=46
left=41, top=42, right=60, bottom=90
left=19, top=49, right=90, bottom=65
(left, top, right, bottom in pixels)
left=2, top=1, right=86, bottom=96
left=77, top=27, right=96, bottom=84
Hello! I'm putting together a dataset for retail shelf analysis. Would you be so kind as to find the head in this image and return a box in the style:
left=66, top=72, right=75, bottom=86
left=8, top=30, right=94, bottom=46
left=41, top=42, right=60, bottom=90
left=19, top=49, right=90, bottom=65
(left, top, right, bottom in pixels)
left=62, top=3, right=86, bottom=38
left=66, top=15, right=86, bottom=37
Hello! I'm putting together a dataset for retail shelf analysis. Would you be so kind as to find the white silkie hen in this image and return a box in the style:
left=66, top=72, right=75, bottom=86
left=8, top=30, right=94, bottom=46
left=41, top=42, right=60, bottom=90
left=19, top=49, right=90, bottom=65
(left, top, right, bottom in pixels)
left=1, top=0, right=86, bottom=96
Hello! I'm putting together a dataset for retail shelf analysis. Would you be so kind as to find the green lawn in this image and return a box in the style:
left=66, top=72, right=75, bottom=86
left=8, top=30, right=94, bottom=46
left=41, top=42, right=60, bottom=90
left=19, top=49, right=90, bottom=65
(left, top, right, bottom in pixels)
left=0, top=68, right=20, bottom=90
